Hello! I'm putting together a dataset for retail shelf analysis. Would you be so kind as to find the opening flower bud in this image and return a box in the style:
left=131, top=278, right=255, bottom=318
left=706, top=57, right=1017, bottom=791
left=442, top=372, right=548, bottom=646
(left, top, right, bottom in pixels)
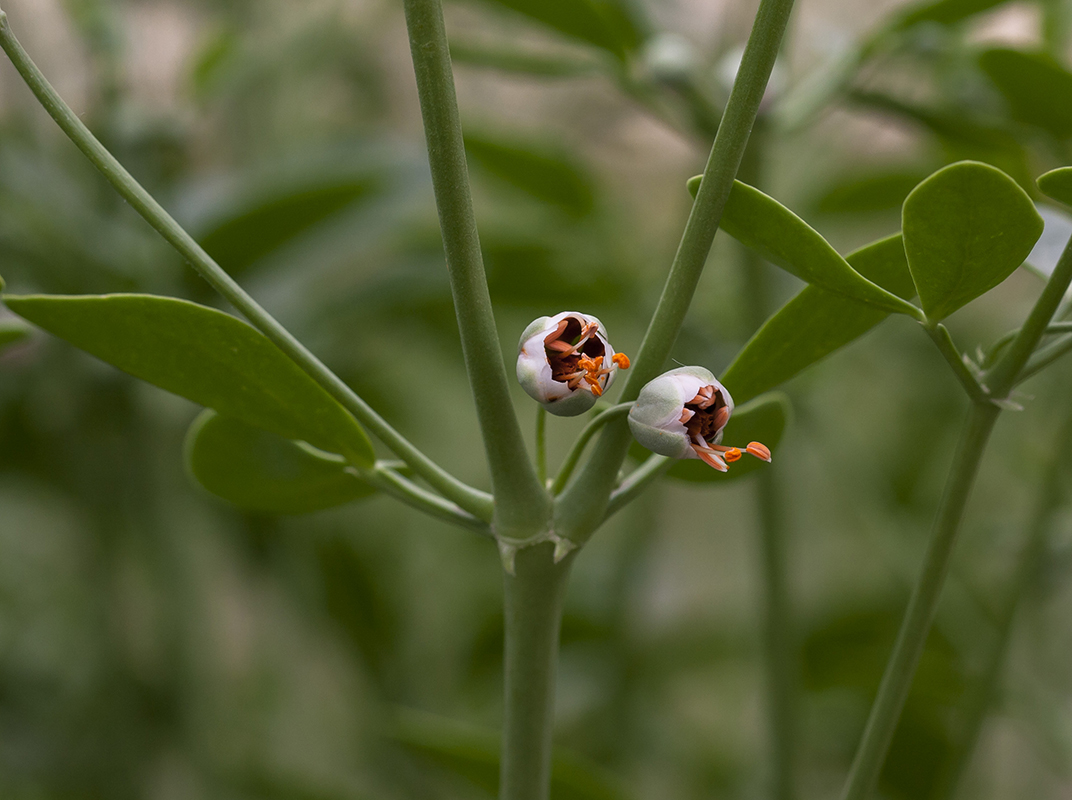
left=628, top=366, right=772, bottom=472
left=516, top=311, right=629, bottom=417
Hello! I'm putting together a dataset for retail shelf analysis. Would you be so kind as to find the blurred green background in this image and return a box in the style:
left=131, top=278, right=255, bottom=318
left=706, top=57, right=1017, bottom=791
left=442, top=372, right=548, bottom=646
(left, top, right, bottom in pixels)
left=3, top=0, right=1072, bottom=798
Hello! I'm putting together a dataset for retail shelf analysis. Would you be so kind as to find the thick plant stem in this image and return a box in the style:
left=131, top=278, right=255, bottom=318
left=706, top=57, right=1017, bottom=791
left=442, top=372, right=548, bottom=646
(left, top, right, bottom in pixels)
left=838, top=401, right=1000, bottom=800
left=500, top=543, right=573, bottom=800
left=403, top=0, right=549, bottom=538
left=536, top=408, right=548, bottom=487
left=554, top=0, right=797, bottom=544
left=0, top=10, right=493, bottom=523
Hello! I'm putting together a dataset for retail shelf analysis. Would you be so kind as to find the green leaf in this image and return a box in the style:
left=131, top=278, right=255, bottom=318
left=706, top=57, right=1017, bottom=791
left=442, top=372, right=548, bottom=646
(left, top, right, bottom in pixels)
left=978, top=49, right=1072, bottom=139
left=2, top=294, right=375, bottom=466
left=0, top=319, right=30, bottom=352
left=469, top=0, right=641, bottom=59
left=721, top=235, right=915, bottom=405
left=688, top=176, right=921, bottom=318
left=1038, top=167, right=1072, bottom=207
left=661, top=393, right=791, bottom=484
left=185, top=410, right=375, bottom=514
left=465, top=133, right=596, bottom=217
left=390, top=708, right=632, bottom=800
left=902, top=161, right=1043, bottom=323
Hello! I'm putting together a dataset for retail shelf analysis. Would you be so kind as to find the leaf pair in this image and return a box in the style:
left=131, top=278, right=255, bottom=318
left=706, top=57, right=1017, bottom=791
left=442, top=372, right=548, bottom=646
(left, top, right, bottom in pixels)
left=708, top=160, right=1043, bottom=400
left=1, top=293, right=378, bottom=513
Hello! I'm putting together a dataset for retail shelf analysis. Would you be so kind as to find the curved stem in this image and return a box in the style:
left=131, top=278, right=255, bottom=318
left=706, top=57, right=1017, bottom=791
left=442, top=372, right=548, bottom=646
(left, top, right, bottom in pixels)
left=986, top=233, right=1072, bottom=396
left=550, top=403, right=632, bottom=495
left=603, top=454, right=672, bottom=520
left=403, top=0, right=550, bottom=538
left=500, top=543, right=573, bottom=800
left=359, top=465, right=493, bottom=537
left=0, top=11, right=493, bottom=523
left=838, top=401, right=1000, bottom=800
left=926, top=323, right=988, bottom=401
left=554, top=0, right=798, bottom=544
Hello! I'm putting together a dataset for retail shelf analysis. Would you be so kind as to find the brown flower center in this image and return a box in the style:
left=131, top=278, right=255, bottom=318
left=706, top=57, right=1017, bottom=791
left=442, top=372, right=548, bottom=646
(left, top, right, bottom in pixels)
left=682, top=384, right=730, bottom=443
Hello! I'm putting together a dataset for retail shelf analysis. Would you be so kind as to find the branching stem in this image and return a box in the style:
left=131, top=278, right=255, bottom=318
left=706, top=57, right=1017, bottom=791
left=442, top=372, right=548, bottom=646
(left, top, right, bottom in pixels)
left=0, top=10, right=493, bottom=523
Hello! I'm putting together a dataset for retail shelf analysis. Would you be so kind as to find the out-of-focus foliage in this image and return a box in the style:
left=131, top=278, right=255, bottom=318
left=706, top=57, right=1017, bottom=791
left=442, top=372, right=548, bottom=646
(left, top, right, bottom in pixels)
left=1, top=0, right=1072, bottom=799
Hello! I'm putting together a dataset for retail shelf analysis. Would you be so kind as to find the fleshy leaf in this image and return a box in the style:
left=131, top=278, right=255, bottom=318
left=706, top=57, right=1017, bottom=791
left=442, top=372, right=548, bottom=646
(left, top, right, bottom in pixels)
left=1038, top=167, right=1072, bottom=208
left=688, top=176, right=921, bottom=318
left=185, top=410, right=375, bottom=514
left=978, top=49, right=1072, bottom=139
left=0, top=319, right=31, bottom=352
left=2, top=294, right=375, bottom=466
left=660, top=393, right=790, bottom=483
left=722, top=235, right=915, bottom=404
left=902, top=161, right=1043, bottom=323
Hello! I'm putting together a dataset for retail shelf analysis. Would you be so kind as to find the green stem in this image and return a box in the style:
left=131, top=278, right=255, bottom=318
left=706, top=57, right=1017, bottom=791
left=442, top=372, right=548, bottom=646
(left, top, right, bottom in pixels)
left=840, top=230, right=1072, bottom=800
left=1017, top=333, right=1072, bottom=384
left=536, top=408, right=548, bottom=487
left=0, top=10, right=493, bottom=523
left=550, top=403, right=632, bottom=495
left=500, top=543, right=573, bottom=800
left=926, top=323, right=988, bottom=401
left=360, top=465, right=493, bottom=537
left=838, top=400, right=1000, bottom=800
left=402, top=0, right=549, bottom=538
left=986, top=233, right=1072, bottom=396
left=603, top=454, right=672, bottom=519
left=554, top=0, right=798, bottom=544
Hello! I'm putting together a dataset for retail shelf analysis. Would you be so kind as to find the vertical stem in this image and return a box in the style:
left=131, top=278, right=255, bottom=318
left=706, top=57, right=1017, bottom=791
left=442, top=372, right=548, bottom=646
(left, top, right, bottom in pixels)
left=739, top=119, right=796, bottom=800
left=402, top=0, right=550, bottom=537
left=839, top=401, right=1000, bottom=800
left=554, top=0, right=798, bottom=543
left=500, top=543, right=573, bottom=800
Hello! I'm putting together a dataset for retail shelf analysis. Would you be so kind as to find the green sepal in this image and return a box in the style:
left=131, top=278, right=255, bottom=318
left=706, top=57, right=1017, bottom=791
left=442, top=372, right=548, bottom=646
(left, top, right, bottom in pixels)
left=722, top=234, right=915, bottom=404
left=902, top=161, right=1043, bottom=324
left=185, top=410, right=376, bottom=514
left=688, top=175, right=921, bottom=318
left=2, top=293, right=375, bottom=466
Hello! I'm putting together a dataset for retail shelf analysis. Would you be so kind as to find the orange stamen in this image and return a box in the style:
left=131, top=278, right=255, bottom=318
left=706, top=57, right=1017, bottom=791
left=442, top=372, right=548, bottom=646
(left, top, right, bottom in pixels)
left=724, top=448, right=742, bottom=463
left=612, top=353, right=630, bottom=369
left=746, top=442, right=772, bottom=462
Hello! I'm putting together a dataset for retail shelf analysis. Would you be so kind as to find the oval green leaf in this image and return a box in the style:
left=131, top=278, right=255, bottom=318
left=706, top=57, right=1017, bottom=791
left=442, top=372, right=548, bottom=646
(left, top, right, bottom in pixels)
left=185, top=410, right=375, bottom=514
left=2, top=293, right=375, bottom=466
left=661, top=392, right=790, bottom=483
left=722, top=234, right=915, bottom=404
left=1038, top=167, right=1072, bottom=207
left=689, top=176, right=921, bottom=318
left=902, top=161, right=1043, bottom=323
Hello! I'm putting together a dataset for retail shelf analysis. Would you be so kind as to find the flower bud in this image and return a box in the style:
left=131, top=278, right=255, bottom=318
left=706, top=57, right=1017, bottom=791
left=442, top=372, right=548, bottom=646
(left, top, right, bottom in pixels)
left=516, top=311, right=630, bottom=417
left=628, top=366, right=771, bottom=472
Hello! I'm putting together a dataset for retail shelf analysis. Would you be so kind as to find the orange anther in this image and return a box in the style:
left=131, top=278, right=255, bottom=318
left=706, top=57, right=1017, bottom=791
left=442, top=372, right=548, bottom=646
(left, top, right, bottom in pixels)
left=612, top=353, right=630, bottom=369
left=589, top=382, right=603, bottom=397
left=746, top=442, right=772, bottom=462
left=724, top=448, right=742, bottom=463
